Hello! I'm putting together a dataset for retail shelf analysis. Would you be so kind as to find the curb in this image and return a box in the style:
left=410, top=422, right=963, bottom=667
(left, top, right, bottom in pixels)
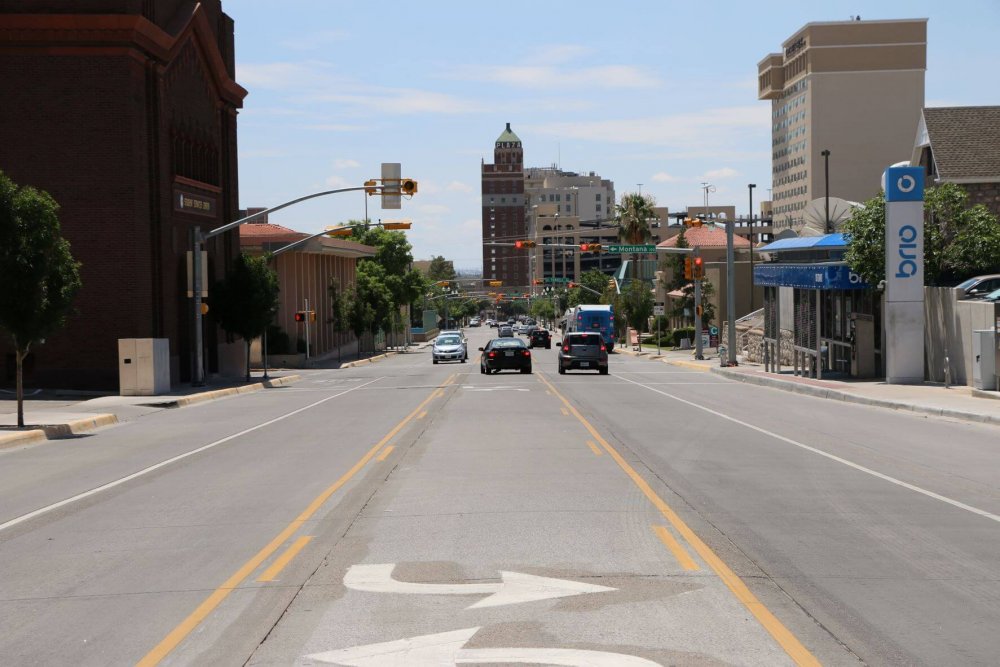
left=143, top=374, right=301, bottom=409
left=971, top=388, right=1000, bottom=401
left=665, top=359, right=714, bottom=372
left=712, top=367, right=1000, bottom=426
left=0, top=412, right=119, bottom=450
left=340, top=351, right=398, bottom=369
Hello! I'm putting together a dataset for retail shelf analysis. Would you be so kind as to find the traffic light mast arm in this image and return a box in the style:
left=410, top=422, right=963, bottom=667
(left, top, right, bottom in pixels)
left=204, top=186, right=382, bottom=240
left=265, top=221, right=410, bottom=259
left=571, top=283, right=604, bottom=297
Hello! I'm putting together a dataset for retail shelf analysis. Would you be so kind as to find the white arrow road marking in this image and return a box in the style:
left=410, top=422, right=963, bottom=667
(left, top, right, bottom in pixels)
left=304, top=627, right=662, bottom=666
left=461, top=385, right=530, bottom=392
left=343, top=564, right=615, bottom=609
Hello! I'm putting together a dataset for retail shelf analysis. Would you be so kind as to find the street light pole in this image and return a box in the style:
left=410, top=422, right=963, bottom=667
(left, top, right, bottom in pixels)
left=748, top=183, right=756, bottom=312
left=822, top=149, right=831, bottom=233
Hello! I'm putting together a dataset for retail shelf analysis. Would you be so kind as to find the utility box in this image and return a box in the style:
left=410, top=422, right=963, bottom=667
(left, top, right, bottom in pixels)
left=971, top=330, right=997, bottom=391
left=118, top=338, right=170, bottom=396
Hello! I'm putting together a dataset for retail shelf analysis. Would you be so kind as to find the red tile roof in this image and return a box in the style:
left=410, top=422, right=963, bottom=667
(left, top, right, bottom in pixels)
left=657, top=225, right=751, bottom=249
left=239, top=222, right=307, bottom=244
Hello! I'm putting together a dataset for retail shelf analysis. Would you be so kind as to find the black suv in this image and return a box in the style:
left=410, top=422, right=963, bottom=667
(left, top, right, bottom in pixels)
left=557, top=332, right=609, bottom=375
left=528, top=329, right=551, bottom=349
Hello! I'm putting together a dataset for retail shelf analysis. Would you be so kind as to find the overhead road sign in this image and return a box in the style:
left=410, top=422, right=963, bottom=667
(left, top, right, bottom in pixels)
left=607, top=244, right=657, bottom=254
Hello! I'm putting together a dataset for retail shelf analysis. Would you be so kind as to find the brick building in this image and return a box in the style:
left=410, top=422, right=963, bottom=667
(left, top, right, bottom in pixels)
left=481, top=123, right=528, bottom=287
left=0, top=1, right=246, bottom=388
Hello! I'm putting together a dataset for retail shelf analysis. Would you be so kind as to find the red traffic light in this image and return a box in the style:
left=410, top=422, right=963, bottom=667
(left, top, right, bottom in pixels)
left=568, top=282, right=577, bottom=288
left=294, top=311, right=306, bottom=323
left=514, top=241, right=523, bottom=249
left=580, top=243, right=589, bottom=251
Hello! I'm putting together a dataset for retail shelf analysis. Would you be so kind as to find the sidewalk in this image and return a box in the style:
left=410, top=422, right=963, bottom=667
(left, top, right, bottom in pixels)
left=0, top=371, right=300, bottom=449
left=617, top=345, right=1000, bottom=427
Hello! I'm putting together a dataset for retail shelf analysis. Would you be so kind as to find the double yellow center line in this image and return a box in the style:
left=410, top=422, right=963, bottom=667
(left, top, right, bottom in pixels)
left=137, top=373, right=459, bottom=666
left=537, top=372, right=820, bottom=667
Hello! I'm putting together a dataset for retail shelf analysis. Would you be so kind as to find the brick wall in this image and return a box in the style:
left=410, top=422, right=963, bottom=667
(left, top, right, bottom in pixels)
left=0, top=4, right=244, bottom=389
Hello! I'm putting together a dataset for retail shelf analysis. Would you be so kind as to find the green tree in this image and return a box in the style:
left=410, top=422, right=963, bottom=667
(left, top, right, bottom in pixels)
left=426, top=255, right=456, bottom=281
left=346, top=261, right=393, bottom=356
left=671, top=278, right=716, bottom=328
left=615, top=192, right=657, bottom=284
left=328, top=277, right=349, bottom=362
left=530, top=298, right=556, bottom=325
left=568, top=269, right=612, bottom=308
left=621, top=280, right=654, bottom=342
left=213, top=253, right=280, bottom=382
left=843, top=184, right=1000, bottom=287
left=0, top=172, right=82, bottom=427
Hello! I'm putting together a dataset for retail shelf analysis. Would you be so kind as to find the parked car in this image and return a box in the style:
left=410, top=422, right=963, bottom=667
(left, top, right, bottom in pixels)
left=557, top=331, right=609, bottom=375
left=498, top=325, right=514, bottom=337
left=956, top=274, right=1000, bottom=299
left=980, top=286, right=1000, bottom=302
left=479, top=338, right=532, bottom=374
left=432, top=333, right=467, bottom=364
left=529, top=329, right=551, bottom=349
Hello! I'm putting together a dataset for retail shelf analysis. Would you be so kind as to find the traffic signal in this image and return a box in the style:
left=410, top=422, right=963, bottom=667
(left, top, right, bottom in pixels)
left=294, top=311, right=305, bottom=323
left=684, top=217, right=703, bottom=227
left=532, top=279, right=543, bottom=285
left=568, top=282, right=577, bottom=289
left=489, top=280, right=503, bottom=287
left=693, top=256, right=704, bottom=280
left=683, top=257, right=693, bottom=280
left=696, top=304, right=704, bottom=317
left=326, top=226, right=352, bottom=237
left=381, top=221, right=411, bottom=230
left=514, top=240, right=536, bottom=249
left=364, top=179, right=377, bottom=195
left=401, top=179, right=418, bottom=195
left=436, top=280, right=450, bottom=288
left=579, top=243, right=602, bottom=252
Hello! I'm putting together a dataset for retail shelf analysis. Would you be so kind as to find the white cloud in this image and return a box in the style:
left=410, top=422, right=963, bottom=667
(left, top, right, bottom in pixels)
left=278, top=29, right=349, bottom=52
left=333, top=158, right=360, bottom=169
left=309, top=88, right=484, bottom=114
left=528, top=106, right=769, bottom=150
left=324, top=174, right=350, bottom=188
left=418, top=204, right=451, bottom=215
left=528, top=44, right=591, bottom=64
left=446, top=181, right=473, bottom=193
left=450, top=64, right=659, bottom=89
left=703, top=167, right=739, bottom=180
left=651, top=172, right=678, bottom=182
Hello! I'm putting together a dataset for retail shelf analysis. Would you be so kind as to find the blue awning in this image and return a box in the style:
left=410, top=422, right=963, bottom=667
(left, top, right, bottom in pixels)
left=754, top=263, right=869, bottom=290
left=757, top=233, right=848, bottom=253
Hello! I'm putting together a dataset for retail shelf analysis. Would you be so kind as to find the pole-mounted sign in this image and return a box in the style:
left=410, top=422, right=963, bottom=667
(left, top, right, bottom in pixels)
left=883, top=165, right=925, bottom=383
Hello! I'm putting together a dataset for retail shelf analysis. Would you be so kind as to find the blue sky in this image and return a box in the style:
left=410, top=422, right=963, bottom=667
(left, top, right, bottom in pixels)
left=228, top=0, right=999, bottom=270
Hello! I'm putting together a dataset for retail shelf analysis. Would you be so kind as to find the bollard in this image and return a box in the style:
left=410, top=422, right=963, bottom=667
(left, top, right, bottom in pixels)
left=944, top=350, right=950, bottom=389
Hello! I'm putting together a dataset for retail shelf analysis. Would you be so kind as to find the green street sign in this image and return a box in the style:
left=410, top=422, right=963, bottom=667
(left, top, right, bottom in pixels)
left=607, top=244, right=657, bottom=254
left=543, top=277, right=571, bottom=284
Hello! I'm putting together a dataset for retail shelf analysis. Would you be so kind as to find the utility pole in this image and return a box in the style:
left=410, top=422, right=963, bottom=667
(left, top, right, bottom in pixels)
left=822, top=149, right=831, bottom=233
left=694, top=247, right=704, bottom=360
left=748, top=183, right=757, bottom=312
left=725, top=217, right=736, bottom=366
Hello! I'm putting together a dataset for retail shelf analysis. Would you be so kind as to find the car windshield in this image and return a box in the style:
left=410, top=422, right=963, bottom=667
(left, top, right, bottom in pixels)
left=955, top=277, right=979, bottom=290
left=491, top=339, right=525, bottom=349
left=983, top=287, right=1000, bottom=301
left=436, top=336, right=461, bottom=346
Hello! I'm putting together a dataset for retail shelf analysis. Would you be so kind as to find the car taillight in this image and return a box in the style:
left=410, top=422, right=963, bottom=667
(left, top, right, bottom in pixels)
left=488, top=351, right=496, bottom=358
left=600, top=344, right=606, bottom=352
left=523, top=350, right=530, bottom=356
left=562, top=345, right=570, bottom=353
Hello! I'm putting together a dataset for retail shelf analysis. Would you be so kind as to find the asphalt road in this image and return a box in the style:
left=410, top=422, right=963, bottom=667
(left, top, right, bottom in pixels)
left=0, top=325, right=997, bottom=666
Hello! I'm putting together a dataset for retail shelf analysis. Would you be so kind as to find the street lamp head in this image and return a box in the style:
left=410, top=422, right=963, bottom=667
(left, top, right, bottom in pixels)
left=821, top=149, right=831, bottom=157
left=748, top=183, right=756, bottom=189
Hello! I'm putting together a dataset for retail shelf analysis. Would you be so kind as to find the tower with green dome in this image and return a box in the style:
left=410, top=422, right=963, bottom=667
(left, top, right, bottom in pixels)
left=481, top=123, right=527, bottom=286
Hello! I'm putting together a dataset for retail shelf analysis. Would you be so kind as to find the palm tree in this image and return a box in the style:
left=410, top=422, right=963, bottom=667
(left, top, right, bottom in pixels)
left=614, top=192, right=657, bottom=301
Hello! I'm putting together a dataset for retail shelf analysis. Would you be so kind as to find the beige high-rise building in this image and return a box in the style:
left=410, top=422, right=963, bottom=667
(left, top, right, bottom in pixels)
left=758, top=18, right=926, bottom=235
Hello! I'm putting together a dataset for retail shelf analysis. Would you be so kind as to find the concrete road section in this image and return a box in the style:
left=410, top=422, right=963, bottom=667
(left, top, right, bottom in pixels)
left=0, top=324, right=997, bottom=665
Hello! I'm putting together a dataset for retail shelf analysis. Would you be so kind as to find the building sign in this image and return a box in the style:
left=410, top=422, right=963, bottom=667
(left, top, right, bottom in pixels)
left=883, top=165, right=925, bottom=384
left=174, top=190, right=215, bottom=217
left=785, top=37, right=807, bottom=57
left=753, top=264, right=869, bottom=290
